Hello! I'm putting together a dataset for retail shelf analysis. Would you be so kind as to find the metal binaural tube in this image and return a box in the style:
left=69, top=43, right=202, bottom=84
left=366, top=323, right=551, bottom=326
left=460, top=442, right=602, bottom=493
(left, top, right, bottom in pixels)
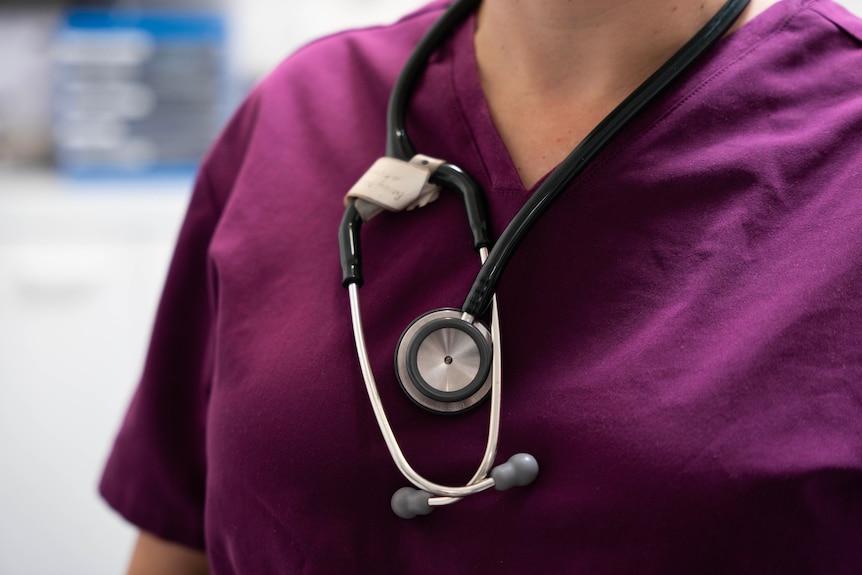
left=349, top=283, right=497, bottom=500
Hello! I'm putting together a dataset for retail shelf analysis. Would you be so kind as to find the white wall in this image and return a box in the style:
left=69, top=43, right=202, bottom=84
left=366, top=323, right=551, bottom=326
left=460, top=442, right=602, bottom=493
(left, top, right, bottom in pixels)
left=0, top=176, right=192, bottom=575
left=227, top=0, right=428, bottom=81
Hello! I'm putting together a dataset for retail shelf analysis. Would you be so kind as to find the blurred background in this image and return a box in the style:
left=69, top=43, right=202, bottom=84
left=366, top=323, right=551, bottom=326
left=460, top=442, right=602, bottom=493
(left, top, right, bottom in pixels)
left=2, top=0, right=862, bottom=573
left=0, top=0, right=423, bottom=573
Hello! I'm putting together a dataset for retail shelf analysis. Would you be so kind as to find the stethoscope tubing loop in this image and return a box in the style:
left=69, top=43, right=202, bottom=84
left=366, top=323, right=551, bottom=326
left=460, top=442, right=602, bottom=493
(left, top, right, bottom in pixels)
left=430, top=163, right=492, bottom=251
left=386, top=0, right=483, bottom=160
left=338, top=162, right=492, bottom=291
left=347, top=250, right=503, bottom=500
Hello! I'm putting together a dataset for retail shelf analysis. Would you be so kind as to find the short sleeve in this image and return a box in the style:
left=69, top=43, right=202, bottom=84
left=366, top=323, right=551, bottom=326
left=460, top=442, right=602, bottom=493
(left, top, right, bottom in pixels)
left=99, top=90, right=261, bottom=550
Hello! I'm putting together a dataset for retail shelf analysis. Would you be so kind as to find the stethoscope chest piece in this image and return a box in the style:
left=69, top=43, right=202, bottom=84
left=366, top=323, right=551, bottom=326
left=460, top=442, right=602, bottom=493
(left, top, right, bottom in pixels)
left=395, top=309, right=492, bottom=414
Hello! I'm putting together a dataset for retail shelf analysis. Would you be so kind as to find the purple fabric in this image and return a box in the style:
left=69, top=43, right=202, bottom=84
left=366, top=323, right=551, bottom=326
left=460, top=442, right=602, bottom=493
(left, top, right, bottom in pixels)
left=100, top=0, right=862, bottom=572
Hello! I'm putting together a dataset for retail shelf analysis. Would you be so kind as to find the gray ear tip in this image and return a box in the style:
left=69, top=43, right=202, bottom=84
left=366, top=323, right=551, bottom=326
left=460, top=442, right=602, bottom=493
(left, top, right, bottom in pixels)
left=391, top=487, right=434, bottom=519
left=490, top=453, right=539, bottom=491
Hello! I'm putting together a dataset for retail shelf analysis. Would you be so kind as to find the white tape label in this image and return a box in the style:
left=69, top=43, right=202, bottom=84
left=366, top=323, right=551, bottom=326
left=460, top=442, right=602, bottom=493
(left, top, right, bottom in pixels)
left=347, top=157, right=427, bottom=211
left=345, top=156, right=443, bottom=213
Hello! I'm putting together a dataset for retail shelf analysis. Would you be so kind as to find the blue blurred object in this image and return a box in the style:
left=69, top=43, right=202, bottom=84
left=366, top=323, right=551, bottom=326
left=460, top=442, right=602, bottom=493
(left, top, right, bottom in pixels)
left=52, top=8, right=229, bottom=178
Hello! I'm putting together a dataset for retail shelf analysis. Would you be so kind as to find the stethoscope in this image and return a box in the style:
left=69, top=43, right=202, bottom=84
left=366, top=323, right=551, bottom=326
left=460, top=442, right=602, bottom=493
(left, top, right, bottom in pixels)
left=339, top=0, right=750, bottom=518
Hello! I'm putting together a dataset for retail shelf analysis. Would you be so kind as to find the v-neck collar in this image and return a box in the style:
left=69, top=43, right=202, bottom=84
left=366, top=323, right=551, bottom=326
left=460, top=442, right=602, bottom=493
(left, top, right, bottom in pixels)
left=443, top=0, right=813, bottom=199
left=449, top=12, right=531, bottom=195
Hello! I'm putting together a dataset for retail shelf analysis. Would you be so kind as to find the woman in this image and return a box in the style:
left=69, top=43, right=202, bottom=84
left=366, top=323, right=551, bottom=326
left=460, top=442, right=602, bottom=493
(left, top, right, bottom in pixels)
left=103, top=0, right=862, bottom=572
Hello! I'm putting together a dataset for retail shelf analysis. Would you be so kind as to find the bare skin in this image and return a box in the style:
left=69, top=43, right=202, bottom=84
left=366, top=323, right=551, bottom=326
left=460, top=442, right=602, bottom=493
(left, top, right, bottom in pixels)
left=474, top=0, right=780, bottom=188
left=123, top=1, right=779, bottom=570
left=126, top=531, right=209, bottom=575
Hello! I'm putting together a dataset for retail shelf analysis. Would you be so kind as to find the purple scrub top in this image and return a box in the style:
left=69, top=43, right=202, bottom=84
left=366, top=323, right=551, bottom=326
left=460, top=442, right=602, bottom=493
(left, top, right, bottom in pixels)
left=101, top=0, right=862, bottom=572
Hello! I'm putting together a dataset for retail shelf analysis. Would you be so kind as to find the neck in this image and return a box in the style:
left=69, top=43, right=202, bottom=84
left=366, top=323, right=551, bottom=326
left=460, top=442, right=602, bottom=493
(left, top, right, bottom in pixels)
left=476, top=0, right=752, bottom=101
left=473, top=0, right=775, bottom=188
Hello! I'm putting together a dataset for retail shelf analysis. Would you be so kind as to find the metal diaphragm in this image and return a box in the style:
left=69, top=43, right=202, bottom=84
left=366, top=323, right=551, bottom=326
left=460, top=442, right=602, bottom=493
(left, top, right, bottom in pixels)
left=395, top=308, right=492, bottom=414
